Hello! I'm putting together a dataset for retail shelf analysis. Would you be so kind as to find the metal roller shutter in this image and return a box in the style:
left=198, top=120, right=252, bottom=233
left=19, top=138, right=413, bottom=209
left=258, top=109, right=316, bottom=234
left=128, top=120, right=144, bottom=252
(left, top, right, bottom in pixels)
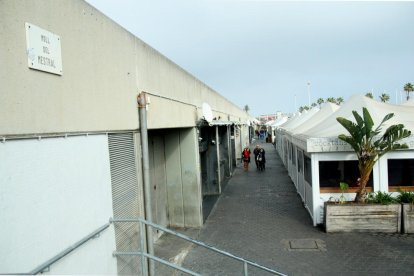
left=108, top=133, right=144, bottom=275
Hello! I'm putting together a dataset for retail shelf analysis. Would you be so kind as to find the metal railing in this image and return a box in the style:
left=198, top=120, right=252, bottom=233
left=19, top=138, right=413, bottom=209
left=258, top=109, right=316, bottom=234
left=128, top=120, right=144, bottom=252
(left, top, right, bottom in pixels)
left=111, top=217, right=287, bottom=276
left=21, top=217, right=286, bottom=275
left=29, top=223, right=111, bottom=274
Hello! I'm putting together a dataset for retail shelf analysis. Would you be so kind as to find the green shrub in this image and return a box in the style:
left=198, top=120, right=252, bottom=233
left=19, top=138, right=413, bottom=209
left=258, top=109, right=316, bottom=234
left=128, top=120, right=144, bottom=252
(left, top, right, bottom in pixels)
left=366, top=191, right=397, bottom=204
left=340, top=182, right=349, bottom=191
left=396, top=190, right=414, bottom=204
left=339, top=182, right=349, bottom=204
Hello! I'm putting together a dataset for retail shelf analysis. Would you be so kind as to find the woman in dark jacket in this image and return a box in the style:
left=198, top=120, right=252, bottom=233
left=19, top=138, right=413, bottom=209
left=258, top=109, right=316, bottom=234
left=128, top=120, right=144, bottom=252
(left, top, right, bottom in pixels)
left=256, top=148, right=266, bottom=171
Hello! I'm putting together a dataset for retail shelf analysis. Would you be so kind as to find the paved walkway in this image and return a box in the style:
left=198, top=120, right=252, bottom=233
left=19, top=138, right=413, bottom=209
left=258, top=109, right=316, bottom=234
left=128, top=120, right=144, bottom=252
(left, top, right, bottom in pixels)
left=155, top=142, right=414, bottom=275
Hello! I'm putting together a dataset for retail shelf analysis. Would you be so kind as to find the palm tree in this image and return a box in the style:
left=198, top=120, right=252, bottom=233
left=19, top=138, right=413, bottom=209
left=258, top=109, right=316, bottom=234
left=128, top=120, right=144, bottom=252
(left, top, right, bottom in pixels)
left=311, top=102, right=317, bottom=108
left=337, top=108, right=411, bottom=203
left=326, top=97, right=337, bottom=104
left=365, top=92, right=373, bottom=99
left=379, top=93, right=390, bottom=103
left=243, top=105, right=250, bottom=113
left=298, top=106, right=304, bottom=113
left=336, top=97, right=344, bottom=105
left=404, top=83, right=414, bottom=101
left=317, top=98, right=325, bottom=108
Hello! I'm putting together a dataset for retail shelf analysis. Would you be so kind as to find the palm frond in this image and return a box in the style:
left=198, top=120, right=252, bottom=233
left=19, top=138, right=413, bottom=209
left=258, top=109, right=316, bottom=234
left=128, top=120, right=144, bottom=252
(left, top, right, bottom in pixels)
left=353, top=110, right=364, bottom=128
left=362, top=108, right=374, bottom=133
left=337, top=117, right=358, bottom=138
left=377, top=124, right=411, bottom=157
left=373, top=113, right=394, bottom=134
left=338, top=134, right=361, bottom=153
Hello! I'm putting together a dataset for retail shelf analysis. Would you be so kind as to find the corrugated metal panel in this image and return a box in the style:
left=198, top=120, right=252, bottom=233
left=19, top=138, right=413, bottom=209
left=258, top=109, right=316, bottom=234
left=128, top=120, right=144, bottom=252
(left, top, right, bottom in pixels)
left=108, top=133, right=144, bottom=275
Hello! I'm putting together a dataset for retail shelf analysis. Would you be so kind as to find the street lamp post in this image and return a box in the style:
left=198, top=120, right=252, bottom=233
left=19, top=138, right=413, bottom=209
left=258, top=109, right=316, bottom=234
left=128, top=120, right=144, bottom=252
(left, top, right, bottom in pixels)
left=307, top=82, right=311, bottom=106
left=294, top=94, right=297, bottom=111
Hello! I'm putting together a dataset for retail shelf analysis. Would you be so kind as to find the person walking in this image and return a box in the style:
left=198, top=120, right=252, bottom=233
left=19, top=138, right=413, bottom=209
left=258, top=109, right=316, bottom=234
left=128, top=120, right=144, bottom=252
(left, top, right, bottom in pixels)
left=258, top=147, right=266, bottom=170
left=255, top=148, right=266, bottom=171
left=253, top=144, right=260, bottom=169
left=242, top=147, right=251, bottom=171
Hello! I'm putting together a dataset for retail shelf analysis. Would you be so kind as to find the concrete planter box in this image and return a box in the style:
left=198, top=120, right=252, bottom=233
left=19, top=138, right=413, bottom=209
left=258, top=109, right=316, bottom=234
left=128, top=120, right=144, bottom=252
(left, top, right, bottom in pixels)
left=402, top=203, right=414, bottom=234
left=324, top=202, right=401, bottom=233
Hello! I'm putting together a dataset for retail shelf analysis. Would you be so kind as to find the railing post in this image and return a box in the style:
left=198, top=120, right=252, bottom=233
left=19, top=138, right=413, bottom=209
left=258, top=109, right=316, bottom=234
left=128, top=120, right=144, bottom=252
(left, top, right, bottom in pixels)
left=139, top=220, right=148, bottom=276
left=244, top=261, right=248, bottom=276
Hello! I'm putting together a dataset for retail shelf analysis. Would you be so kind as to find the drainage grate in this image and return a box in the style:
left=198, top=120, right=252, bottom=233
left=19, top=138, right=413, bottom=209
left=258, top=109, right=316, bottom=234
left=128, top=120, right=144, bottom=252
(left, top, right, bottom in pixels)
left=282, top=239, right=326, bottom=252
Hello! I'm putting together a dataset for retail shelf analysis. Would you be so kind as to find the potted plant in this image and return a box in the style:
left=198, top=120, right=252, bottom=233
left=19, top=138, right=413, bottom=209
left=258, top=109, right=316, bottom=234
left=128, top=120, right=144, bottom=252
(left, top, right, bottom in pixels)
left=339, top=182, right=349, bottom=204
left=337, top=107, right=411, bottom=202
left=325, top=191, right=402, bottom=232
left=366, top=191, right=397, bottom=204
left=324, top=107, right=411, bottom=232
left=397, top=190, right=414, bottom=233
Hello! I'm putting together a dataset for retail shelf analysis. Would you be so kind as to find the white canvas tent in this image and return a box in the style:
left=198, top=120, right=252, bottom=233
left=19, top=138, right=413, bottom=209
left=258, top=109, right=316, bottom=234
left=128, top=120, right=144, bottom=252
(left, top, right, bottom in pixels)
left=268, top=116, right=289, bottom=143
left=272, top=116, right=289, bottom=127
left=401, top=98, right=414, bottom=106
left=289, top=103, right=340, bottom=135
left=276, top=103, right=340, bottom=207
left=277, top=94, right=414, bottom=225
left=299, top=95, right=414, bottom=141
left=280, top=107, right=320, bottom=132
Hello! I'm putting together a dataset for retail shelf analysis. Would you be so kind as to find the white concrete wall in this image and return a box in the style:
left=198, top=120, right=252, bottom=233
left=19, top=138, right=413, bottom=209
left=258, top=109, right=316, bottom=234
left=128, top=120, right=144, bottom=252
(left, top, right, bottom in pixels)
left=234, top=126, right=243, bottom=163
left=241, top=125, right=250, bottom=148
left=164, top=128, right=203, bottom=228
left=0, top=0, right=249, bottom=136
left=0, top=135, right=117, bottom=274
left=165, top=131, right=185, bottom=227
left=180, top=128, right=203, bottom=227
left=0, top=0, right=138, bottom=135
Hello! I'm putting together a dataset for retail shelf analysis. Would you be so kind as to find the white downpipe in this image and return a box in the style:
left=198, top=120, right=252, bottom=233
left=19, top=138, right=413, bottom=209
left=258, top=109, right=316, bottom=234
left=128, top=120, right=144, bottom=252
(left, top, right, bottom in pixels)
left=137, top=92, right=154, bottom=276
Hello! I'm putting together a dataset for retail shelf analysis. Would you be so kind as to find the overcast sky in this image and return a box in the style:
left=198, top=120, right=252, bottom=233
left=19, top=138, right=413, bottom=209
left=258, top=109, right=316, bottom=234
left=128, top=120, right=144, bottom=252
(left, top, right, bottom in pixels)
left=85, top=0, right=414, bottom=116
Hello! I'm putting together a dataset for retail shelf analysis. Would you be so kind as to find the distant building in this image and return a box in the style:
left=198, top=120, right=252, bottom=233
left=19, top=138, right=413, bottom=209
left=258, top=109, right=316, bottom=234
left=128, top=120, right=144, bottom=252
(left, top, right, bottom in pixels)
left=257, top=114, right=277, bottom=124
left=257, top=112, right=289, bottom=124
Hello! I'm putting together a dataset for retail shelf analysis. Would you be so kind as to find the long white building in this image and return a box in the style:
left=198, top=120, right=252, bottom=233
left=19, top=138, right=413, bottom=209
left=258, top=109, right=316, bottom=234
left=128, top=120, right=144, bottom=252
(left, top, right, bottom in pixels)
left=0, top=0, right=252, bottom=274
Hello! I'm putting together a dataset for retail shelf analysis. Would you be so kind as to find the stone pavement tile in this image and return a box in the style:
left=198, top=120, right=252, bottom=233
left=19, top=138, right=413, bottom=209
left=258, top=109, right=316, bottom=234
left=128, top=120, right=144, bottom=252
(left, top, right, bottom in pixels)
left=153, top=228, right=200, bottom=275
left=180, top=142, right=414, bottom=276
